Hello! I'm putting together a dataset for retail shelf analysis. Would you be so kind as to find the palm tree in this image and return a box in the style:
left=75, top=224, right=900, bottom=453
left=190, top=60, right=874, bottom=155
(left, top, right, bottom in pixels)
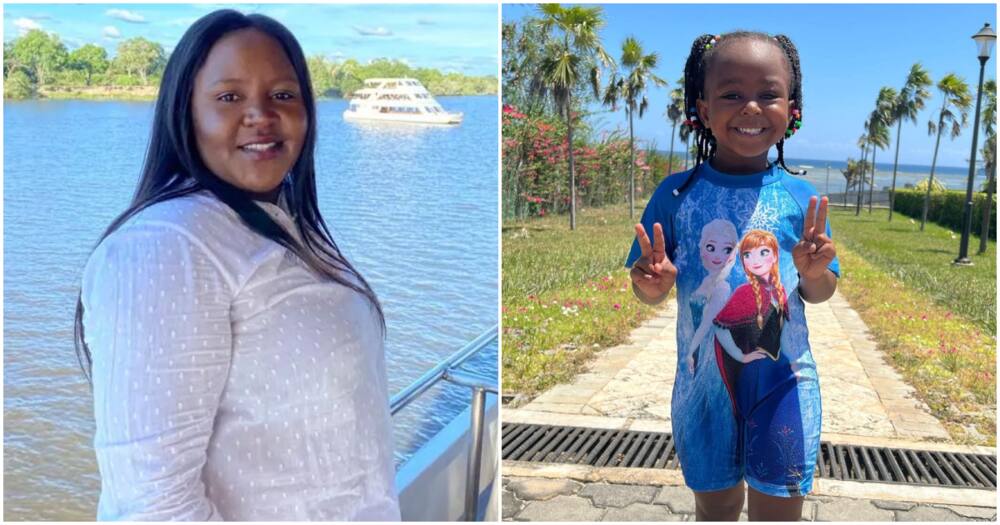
left=855, top=128, right=869, bottom=215
left=679, top=120, right=693, bottom=170
left=866, top=88, right=896, bottom=213
left=603, top=36, right=666, bottom=218
left=888, top=63, right=933, bottom=222
left=842, top=158, right=869, bottom=205
left=979, top=78, right=996, bottom=254
left=533, top=4, right=614, bottom=230
left=664, top=77, right=684, bottom=176
left=921, top=73, right=972, bottom=231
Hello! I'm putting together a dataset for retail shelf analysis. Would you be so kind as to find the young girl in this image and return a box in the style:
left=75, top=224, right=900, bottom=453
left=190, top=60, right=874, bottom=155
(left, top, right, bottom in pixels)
left=77, top=10, right=399, bottom=520
left=626, top=31, right=838, bottom=521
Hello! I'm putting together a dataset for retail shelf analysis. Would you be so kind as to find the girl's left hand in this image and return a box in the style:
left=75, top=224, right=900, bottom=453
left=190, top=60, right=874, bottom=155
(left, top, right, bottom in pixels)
left=792, top=196, right=837, bottom=280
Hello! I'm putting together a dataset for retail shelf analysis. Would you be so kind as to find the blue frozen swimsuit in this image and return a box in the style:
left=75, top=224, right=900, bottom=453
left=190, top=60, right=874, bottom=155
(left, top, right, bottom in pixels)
left=626, top=162, right=839, bottom=497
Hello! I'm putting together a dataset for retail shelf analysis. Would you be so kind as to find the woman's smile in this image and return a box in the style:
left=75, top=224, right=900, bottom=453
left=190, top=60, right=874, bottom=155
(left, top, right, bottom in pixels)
left=192, top=28, right=307, bottom=201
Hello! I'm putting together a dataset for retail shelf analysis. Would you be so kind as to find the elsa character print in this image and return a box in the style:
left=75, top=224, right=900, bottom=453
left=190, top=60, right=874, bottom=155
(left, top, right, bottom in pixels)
left=686, top=219, right=738, bottom=375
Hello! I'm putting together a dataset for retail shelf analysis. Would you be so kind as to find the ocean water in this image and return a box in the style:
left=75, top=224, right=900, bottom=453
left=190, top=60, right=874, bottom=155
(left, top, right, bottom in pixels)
left=780, top=157, right=989, bottom=195
left=659, top=152, right=989, bottom=194
left=3, top=96, right=498, bottom=520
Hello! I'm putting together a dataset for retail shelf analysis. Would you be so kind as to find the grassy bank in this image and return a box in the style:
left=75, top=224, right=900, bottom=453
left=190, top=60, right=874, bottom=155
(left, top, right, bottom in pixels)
left=38, top=86, right=158, bottom=101
left=502, top=203, right=658, bottom=395
left=829, top=208, right=996, bottom=445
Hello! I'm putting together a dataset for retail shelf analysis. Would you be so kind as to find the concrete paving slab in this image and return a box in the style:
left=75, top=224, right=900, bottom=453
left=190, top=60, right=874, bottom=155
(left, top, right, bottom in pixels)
left=578, top=483, right=658, bottom=507
left=516, top=495, right=606, bottom=522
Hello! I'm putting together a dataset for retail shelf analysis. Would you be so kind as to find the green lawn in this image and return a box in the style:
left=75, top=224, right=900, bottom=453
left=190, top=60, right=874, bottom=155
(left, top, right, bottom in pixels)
left=829, top=208, right=995, bottom=334
left=502, top=203, right=659, bottom=395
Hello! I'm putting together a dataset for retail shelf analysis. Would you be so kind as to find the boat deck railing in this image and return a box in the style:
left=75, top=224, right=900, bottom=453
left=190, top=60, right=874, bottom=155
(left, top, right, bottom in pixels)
left=390, top=325, right=499, bottom=521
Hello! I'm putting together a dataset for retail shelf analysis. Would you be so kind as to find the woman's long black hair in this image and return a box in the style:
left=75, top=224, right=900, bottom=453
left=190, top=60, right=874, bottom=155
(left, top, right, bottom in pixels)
left=74, top=10, right=385, bottom=382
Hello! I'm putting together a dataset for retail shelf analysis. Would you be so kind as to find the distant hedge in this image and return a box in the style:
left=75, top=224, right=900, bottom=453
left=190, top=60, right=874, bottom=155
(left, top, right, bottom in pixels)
left=892, top=189, right=996, bottom=240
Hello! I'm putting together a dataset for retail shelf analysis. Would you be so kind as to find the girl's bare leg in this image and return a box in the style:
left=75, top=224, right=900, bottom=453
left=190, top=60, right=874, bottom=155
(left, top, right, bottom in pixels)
left=694, top=481, right=745, bottom=521
left=747, top=486, right=804, bottom=521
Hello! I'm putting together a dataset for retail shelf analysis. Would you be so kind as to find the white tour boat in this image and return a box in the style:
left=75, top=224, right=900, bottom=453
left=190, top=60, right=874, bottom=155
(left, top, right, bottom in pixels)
left=343, top=78, right=463, bottom=125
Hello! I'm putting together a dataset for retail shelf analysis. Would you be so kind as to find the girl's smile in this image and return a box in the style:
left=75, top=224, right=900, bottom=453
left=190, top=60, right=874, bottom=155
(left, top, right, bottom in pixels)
left=696, top=39, right=793, bottom=174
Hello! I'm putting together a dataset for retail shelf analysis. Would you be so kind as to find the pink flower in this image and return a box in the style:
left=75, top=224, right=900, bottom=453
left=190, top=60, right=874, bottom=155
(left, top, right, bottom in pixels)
left=613, top=303, right=621, bottom=310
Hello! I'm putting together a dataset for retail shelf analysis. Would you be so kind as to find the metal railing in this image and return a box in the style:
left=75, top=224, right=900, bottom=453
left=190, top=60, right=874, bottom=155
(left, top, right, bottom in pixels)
left=390, top=325, right=499, bottom=521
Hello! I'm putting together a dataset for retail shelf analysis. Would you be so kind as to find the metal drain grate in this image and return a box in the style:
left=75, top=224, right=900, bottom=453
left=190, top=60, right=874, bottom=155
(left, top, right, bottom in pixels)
left=503, top=423, right=996, bottom=489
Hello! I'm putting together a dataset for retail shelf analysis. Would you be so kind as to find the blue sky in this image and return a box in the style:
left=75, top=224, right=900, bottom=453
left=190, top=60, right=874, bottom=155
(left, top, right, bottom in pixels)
left=4, top=3, right=498, bottom=76
left=504, top=3, right=997, bottom=168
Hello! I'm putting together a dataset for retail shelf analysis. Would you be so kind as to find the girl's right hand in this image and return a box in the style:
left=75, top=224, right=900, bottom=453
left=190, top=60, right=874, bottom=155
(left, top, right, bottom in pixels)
left=744, top=349, right=769, bottom=363
left=630, top=222, right=678, bottom=302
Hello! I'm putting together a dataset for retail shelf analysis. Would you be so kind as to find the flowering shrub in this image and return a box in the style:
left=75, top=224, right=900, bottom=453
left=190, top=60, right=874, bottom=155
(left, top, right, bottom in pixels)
left=502, top=104, right=666, bottom=220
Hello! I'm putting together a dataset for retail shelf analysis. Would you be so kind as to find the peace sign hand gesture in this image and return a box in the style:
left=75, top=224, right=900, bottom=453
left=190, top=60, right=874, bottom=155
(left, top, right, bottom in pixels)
left=630, top=222, right=678, bottom=303
left=792, top=196, right=837, bottom=281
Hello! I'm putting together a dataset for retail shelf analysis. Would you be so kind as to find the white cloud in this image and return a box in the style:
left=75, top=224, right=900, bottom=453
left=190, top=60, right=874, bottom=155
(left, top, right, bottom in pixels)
left=353, top=26, right=392, bottom=37
left=106, top=8, right=146, bottom=24
left=167, top=17, right=198, bottom=27
left=14, top=17, right=41, bottom=35
left=103, top=26, right=122, bottom=39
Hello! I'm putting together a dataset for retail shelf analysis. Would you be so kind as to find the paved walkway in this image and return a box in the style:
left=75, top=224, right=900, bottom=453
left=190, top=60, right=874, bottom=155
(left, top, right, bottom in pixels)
left=503, top=477, right=997, bottom=522
left=503, top=291, right=996, bottom=521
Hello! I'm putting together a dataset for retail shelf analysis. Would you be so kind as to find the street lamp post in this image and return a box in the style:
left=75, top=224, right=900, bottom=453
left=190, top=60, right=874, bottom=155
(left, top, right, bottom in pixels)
left=955, top=22, right=996, bottom=266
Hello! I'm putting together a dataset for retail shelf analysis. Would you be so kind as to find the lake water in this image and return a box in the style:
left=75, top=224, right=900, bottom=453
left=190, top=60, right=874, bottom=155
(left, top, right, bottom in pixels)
left=3, top=96, right=498, bottom=520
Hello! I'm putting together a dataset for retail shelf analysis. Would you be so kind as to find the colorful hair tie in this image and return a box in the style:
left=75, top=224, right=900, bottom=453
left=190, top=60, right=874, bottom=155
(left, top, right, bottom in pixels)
left=704, top=35, right=721, bottom=50
left=785, top=109, right=803, bottom=138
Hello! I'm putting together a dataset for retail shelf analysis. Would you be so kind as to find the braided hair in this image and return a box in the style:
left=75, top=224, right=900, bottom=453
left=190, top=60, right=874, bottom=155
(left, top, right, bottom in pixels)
left=682, top=31, right=805, bottom=175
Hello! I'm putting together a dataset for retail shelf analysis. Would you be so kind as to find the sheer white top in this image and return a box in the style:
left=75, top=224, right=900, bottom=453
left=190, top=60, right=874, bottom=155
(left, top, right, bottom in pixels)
left=81, top=190, right=400, bottom=521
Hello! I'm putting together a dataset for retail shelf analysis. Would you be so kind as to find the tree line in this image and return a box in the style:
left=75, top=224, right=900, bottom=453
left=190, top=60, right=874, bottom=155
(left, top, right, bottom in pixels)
left=4, top=29, right=497, bottom=99
left=842, top=62, right=996, bottom=252
left=503, top=4, right=997, bottom=234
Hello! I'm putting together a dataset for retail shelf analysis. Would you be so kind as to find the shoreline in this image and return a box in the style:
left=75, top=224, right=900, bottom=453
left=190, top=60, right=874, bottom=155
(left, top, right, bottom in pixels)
left=9, top=87, right=498, bottom=102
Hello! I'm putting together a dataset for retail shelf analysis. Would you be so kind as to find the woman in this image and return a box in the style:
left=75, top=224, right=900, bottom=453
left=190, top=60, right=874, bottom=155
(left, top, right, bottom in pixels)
left=75, top=10, right=400, bottom=520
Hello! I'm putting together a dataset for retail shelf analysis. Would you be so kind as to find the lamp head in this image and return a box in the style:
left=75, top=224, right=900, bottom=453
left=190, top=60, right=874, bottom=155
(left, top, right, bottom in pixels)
left=972, top=22, right=996, bottom=60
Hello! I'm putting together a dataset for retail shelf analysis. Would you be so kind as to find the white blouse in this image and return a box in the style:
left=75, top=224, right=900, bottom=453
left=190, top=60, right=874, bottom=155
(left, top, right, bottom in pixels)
left=81, top=190, right=400, bottom=521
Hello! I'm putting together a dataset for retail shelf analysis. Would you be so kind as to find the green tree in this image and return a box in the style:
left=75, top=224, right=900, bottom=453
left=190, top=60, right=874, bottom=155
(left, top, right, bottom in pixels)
left=533, top=3, right=614, bottom=230
left=664, top=77, right=684, bottom=177
left=307, top=55, right=335, bottom=97
left=921, top=73, right=972, bottom=231
left=861, top=87, right=896, bottom=214
left=841, top=158, right=870, bottom=206
left=602, top=36, right=665, bottom=218
left=854, top=129, right=875, bottom=210
left=69, top=43, right=109, bottom=86
left=979, top=78, right=996, bottom=254
left=502, top=19, right=552, bottom=113
left=4, top=69, right=36, bottom=99
left=4, top=41, right=21, bottom=77
left=888, top=63, right=933, bottom=221
left=678, top=119, right=693, bottom=171
left=9, top=29, right=69, bottom=87
left=332, top=59, right=364, bottom=96
left=113, top=37, right=165, bottom=85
